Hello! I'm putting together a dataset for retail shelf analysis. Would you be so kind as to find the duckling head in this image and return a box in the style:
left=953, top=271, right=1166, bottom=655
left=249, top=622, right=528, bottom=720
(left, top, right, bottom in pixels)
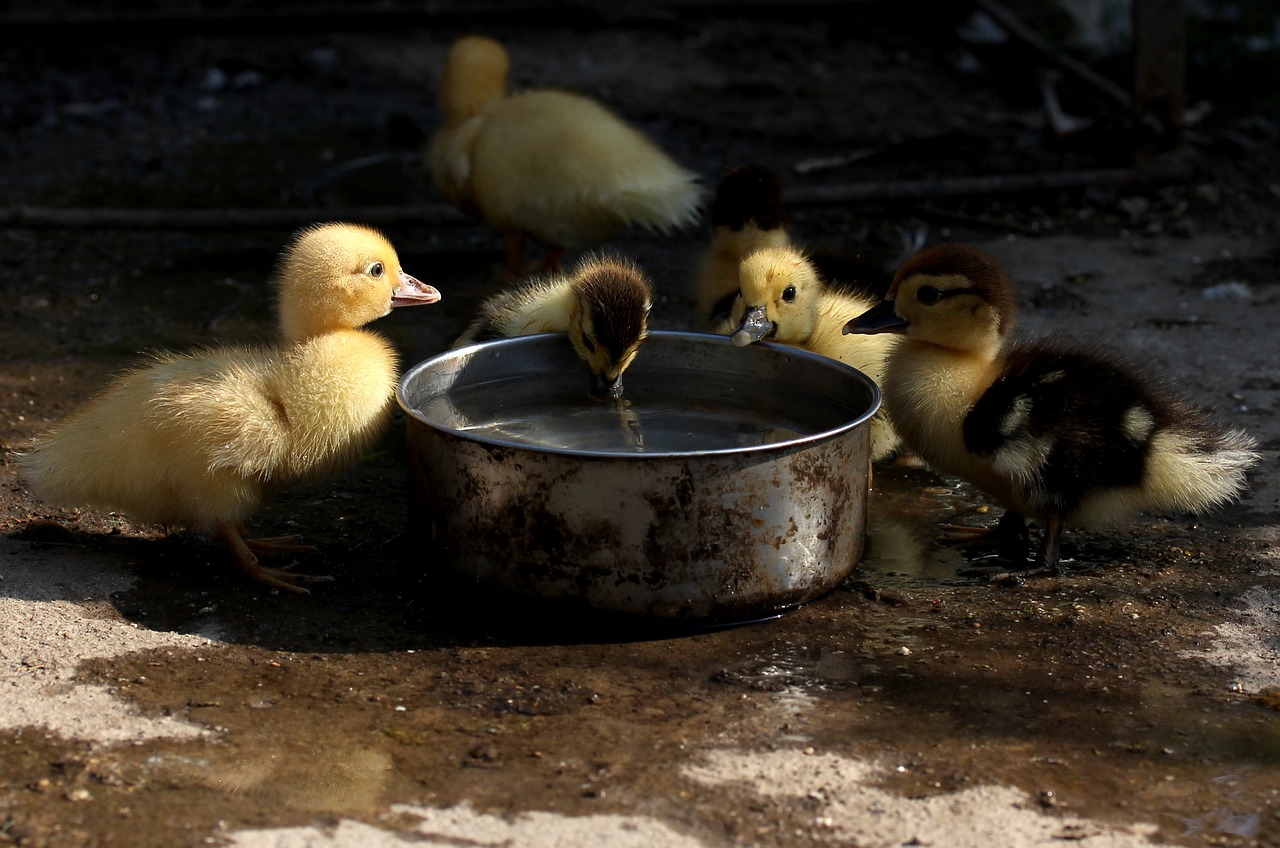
left=438, top=35, right=510, bottom=127
left=711, top=164, right=786, bottom=232
left=729, top=246, right=822, bottom=347
left=565, top=254, right=653, bottom=400
left=276, top=222, right=441, bottom=343
left=843, top=243, right=1014, bottom=354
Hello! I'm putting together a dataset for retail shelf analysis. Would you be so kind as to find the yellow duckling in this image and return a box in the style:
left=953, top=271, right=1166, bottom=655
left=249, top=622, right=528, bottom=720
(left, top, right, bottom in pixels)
left=428, top=34, right=705, bottom=280
left=452, top=252, right=653, bottom=400
left=843, top=242, right=1259, bottom=575
left=17, top=222, right=441, bottom=594
left=695, top=164, right=791, bottom=330
left=721, top=245, right=901, bottom=461
left=695, top=163, right=905, bottom=331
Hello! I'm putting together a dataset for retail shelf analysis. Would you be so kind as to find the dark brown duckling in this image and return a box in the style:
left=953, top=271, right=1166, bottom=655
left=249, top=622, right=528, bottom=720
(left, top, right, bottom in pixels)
left=453, top=252, right=653, bottom=400
left=844, top=242, right=1259, bottom=575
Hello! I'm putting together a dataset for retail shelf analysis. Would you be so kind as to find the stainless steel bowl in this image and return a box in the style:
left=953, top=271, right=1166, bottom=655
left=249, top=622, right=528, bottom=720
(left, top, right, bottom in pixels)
left=397, top=330, right=880, bottom=623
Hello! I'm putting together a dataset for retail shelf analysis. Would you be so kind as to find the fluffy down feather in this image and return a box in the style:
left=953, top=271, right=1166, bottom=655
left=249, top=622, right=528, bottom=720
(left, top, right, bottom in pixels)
left=18, top=222, right=440, bottom=593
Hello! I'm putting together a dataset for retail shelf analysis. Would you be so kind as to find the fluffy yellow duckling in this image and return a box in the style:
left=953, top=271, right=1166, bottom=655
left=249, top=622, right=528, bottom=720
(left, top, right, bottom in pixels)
left=452, top=252, right=653, bottom=400
left=843, top=243, right=1259, bottom=575
left=721, top=245, right=901, bottom=461
left=695, top=164, right=791, bottom=330
left=17, top=223, right=441, bottom=594
left=428, top=34, right=705, bottom=279
left=695, top=163, right=904, bottom=331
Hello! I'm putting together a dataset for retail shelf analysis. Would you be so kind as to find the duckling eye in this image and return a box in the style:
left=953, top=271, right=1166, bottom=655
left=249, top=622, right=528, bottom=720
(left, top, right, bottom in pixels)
left=581, top=336, right=597, bottom=353
left=916, top=285, right=942, bottom=305
left=367, top=261, right=385, bottom=279
left=782, top=285, right=797, bottom=303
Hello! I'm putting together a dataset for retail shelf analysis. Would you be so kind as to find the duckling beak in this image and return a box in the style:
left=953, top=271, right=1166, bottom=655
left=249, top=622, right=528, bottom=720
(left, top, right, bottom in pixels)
left=391, top=271, right=442, bottom=307
left=589, top=371, right=625, bottom=401
left=843, top=300, right=905, bottom=335
left=730, top=305, right=774, bottom=347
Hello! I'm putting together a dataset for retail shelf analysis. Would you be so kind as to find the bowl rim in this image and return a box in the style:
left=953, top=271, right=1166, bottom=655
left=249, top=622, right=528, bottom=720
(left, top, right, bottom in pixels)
left=396, top=330, right=882, bottom=460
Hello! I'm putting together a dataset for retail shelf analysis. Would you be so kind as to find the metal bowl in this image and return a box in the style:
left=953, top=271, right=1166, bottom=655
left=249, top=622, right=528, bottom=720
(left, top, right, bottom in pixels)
left=397, top=330, right=880, bottom=623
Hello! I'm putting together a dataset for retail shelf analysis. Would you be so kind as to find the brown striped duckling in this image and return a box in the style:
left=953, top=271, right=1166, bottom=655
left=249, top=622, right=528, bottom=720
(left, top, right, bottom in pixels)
left=17, top=223, right=441, bottom=594
left=453, top=252, right=653, bottom=400
left=843, top=242, right=1259, bottom=575
left=720, top=244, right=902, bottom=461
left=428, top=34, right=704, bottom=280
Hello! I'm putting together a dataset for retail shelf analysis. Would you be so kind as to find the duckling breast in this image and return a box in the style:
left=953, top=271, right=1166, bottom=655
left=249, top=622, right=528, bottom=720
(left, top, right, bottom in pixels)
left=271, top=330, right=400, bottom=482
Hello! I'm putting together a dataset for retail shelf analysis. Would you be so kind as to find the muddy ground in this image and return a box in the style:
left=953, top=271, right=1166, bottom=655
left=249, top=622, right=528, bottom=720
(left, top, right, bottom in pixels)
left=2, top=3, right=1280, bottom=847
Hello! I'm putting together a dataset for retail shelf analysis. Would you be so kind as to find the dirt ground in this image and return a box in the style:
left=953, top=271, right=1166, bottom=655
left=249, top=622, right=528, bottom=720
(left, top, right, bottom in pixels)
left=2, top=3, right=1280, bottom=847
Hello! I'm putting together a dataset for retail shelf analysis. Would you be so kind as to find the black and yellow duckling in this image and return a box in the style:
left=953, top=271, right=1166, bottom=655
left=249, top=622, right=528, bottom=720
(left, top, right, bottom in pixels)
left=428, top=34, right=705, bottom=280
left=720, top=245, right=901, bottom=461
left=843, top=242, right=1259, bottom=575
left=695, top=164, right=792, bottom=330
left=18, top=223, right=442, bottom=594
left=453, top=252, right=653, bottom=400
left=695, top=163, right=907, bottom=331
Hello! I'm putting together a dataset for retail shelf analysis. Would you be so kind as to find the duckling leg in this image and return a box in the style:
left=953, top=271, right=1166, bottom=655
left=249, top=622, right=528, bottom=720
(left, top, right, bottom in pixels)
left=216, top=523, right=331, bottom=595
left=539, top=245, right=565, bottom=273
left=502, top=230, right=528, bottom=280
left=951, top=511, right=1036, bottom=578
left=1032, top=512, right=1065, bottom=575
left=943, top=510, right=1029, bottom=558
left=244, top=534, right=319, bottom=555
left=984, top=514, right=1067, bottom=585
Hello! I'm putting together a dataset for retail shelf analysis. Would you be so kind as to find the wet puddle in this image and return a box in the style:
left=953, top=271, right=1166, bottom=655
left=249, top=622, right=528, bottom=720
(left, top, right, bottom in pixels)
left=6, top=462, right=1276, bottom=846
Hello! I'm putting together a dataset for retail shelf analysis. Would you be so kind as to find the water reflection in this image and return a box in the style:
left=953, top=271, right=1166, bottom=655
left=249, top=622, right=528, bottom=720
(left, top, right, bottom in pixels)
left=859, top=469, right=980, bottom=583
left=416, top=369, right=852, bottom=453
left=1183, top=791, right=1262, bottom=840
left=616, top=398, right=644, bottom=451
left=176, top=733, right=394, bottom=812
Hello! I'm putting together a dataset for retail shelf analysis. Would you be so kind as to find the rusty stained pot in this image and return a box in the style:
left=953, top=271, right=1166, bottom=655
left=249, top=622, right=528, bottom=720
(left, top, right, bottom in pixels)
left=397, top=331, right=880, bottom=623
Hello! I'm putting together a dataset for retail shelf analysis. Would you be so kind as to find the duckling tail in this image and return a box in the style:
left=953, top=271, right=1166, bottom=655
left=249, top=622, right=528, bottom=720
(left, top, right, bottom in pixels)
left=1145, top=426, right=1260, bottom=515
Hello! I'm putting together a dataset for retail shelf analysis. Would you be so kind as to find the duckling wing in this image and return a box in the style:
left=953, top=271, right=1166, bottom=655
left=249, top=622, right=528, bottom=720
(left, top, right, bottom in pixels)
left=962, top=341, right=1157, bottom=511
left=149, top=349, right=291, bottom=481
left=455, top=273, right=573, bottom=345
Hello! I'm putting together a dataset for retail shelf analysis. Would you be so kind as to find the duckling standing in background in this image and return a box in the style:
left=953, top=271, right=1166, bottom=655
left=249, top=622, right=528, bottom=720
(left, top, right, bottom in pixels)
left=695, top=163, right=914, bottom=331
left=721, top=245, right=901, bottom=461
left=453, top=252, right=653, bottom=401
left=696, top=164, right=791, bottom=330
left=18, top=223, right=441, bottom=594
left=843, top=243, right=1259, bottom=575
left=428, top=34, right=705, bottom=280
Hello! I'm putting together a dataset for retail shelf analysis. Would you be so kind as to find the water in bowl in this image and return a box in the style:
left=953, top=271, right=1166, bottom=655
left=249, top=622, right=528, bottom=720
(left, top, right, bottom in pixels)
left=413, top=367, right=860, bottom=454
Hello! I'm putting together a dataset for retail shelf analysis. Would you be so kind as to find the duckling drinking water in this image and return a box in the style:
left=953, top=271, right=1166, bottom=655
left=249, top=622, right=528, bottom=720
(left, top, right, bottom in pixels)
left=695, top=163, right=911, bottom=331
left=721, top=245, right=901, bottom=461
left=427, top=34, right=705, bottom=279
left=18, top=222, right=441, bottom=594
left=695, top=164, right=792, bottom=331
left=452, top=252, right=653, bottom=400
left=843, top=242, right=1259, bottom=575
